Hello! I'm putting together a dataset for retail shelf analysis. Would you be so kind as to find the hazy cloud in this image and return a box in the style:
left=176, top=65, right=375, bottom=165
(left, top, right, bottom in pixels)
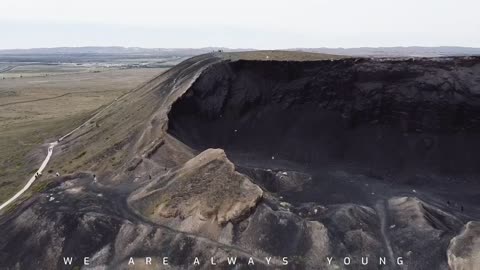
left=1, top=0, right=479, bottom=49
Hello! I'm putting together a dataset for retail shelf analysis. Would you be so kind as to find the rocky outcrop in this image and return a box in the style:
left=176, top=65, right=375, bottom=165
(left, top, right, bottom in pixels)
left=387, top=197, right=464, bottom=270
left=129, top=149, right=263, bottom=227
left=448, top=221, right=480, bottom=270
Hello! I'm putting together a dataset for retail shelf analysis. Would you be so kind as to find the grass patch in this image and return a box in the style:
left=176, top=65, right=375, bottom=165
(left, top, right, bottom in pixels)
left=0, top=66, right=168, bottom=205
left=4, top=201, right=19, bottom=214
left=32, top=180, right=51, bottom=193
left=74, top=151, right=87, bottom=160
left=0, top=113, right=91, bottom=203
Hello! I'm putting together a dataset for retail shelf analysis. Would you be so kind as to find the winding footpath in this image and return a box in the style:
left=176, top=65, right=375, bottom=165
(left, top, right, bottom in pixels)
left=0, top=70, right=169, bottom=212
left=0, top=142, right=57, bottom=211
left=0, top=99, right=118, bottom=212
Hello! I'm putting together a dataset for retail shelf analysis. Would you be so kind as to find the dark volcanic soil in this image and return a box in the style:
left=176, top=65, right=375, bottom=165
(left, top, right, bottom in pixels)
left=168, top=58, right=480, bottom=214
left=1, top=53, right=480, bottom=270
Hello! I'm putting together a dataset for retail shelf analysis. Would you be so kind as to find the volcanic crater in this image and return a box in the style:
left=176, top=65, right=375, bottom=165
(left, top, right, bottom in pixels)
left=1, top=52, right=480, bottom=270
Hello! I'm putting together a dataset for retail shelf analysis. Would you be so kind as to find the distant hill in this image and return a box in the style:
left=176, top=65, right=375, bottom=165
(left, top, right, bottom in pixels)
left=293, top=46, right=480, bottom=57
left=0, top=47, right=249, bottom=56
left=1, top=46, right=480, bottom=57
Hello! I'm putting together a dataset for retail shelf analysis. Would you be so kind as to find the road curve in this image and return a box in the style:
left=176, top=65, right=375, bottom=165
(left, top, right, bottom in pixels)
left=0, top=142, right=57, bottom=211
left=0, top=95, right=122, bottom=212
left=0, top=70, right=169, bottom=212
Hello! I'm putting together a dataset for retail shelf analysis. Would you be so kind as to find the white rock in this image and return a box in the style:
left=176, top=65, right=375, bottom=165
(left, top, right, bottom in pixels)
left=280, top=202, right=291, bottom=208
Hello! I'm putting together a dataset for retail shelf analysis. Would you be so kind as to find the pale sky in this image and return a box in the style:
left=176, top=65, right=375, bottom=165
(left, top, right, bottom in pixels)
left=1, top=0, right=479, bottom=49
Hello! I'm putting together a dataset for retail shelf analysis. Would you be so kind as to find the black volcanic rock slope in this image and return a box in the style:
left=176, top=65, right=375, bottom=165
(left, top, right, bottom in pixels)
left=1, top=53, right=480, bottom=270
left=168, top=58, right=480, bottom=175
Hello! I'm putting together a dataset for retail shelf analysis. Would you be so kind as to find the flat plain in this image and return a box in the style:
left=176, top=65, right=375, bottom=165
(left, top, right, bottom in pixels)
left=0, top=60, right=173, bottom=203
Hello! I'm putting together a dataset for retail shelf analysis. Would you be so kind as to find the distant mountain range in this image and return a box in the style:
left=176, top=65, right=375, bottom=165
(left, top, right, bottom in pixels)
left=294, top=46, right=480, bottom=57
left=1, top=46, right=480, bottom=57
left=0, top=47, right=246, bottom=57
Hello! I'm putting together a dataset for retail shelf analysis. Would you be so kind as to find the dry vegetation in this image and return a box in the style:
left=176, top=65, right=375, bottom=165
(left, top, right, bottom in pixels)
left=223, top=50, right=348, bottom=61
left=0, top=67, right=167, bottom=202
